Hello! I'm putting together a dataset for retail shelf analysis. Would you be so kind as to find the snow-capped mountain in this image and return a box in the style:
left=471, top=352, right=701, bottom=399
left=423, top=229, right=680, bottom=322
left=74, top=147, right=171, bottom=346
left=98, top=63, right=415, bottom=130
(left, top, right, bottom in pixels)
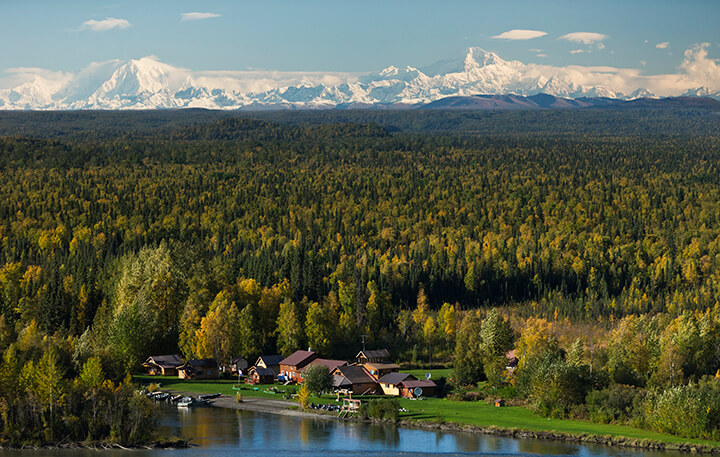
left=0, top=47, right=717, bottom=110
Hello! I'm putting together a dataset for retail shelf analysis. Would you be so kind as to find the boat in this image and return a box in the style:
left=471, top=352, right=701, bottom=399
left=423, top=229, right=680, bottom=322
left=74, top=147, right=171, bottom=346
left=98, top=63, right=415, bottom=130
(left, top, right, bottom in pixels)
left=198, top=393, right=222, bottom=400
left=177, top=396, right=209, bottom=407
left=153, top=392, right=170, bottom=401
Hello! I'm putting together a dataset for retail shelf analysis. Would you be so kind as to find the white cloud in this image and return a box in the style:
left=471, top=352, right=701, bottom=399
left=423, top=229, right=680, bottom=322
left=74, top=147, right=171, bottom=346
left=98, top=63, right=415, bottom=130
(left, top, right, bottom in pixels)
left=80, top=17, right=130, bottom=31
left=536, top=53, right=548, bottom=58
left=570, top=49, right=584, bottom=54
left=492, top=29, right=547, bottom=40
left=181, top=12, right=221, bottom=21
left=529, top=49, right=543, bottom=53
left=559, top=32, right=607, bottom=44
left=656, top=41, right=669, bottom=49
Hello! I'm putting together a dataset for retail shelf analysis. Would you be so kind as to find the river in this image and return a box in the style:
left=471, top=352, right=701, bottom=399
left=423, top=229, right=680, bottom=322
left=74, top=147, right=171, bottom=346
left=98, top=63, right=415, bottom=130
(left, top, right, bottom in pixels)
left=1, top=405, right=689, bottom=457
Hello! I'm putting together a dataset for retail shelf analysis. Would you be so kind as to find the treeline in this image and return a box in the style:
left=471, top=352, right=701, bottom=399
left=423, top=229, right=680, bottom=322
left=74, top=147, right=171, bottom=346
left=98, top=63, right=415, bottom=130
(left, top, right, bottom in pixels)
left=2, top=114, right=720, bottom=442
left=1, top=107, right=719, bottom=139
left=0, top=337, right=157, bottom=447
left=453, top=309, right=720, bottom=441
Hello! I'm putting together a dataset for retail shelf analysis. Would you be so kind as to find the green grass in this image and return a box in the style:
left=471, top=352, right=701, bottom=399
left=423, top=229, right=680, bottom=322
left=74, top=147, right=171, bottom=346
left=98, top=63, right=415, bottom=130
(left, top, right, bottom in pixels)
left=394, top=396, right=720, bottom=447
left=402, top=368, right=452, bottom=381
left=134, top=374, right=720, bottom=448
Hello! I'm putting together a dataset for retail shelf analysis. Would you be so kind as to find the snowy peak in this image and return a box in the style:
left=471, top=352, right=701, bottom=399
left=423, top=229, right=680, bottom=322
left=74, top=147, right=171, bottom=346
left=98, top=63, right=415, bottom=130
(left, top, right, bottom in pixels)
left=94, top=57, right=186, bottom=97
left=464, top=47, right=506, bottom=71
left=1, top=47, right=718, bottom=110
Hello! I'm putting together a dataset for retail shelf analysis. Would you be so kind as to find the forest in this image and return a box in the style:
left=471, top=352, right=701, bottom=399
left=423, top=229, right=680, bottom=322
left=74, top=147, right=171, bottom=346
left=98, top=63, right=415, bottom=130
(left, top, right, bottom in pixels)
left=1, top=108, right=720, bottom=444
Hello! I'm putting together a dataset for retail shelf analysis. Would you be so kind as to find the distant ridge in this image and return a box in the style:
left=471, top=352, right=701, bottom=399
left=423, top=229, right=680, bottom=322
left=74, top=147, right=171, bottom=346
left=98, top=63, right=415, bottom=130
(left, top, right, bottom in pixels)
left=420, top=94, right=720, bottom=110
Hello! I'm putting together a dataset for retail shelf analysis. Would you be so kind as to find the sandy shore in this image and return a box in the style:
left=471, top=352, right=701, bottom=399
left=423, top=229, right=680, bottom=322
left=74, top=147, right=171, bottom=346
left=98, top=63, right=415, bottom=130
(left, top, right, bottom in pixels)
left=168, top=390, right=337, bottom=420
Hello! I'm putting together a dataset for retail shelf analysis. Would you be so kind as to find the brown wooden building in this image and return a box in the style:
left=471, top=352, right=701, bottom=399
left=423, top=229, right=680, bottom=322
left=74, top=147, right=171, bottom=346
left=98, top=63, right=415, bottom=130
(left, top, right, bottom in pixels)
left=397, top=379, right=437, bottom=398
left=362, top=362, right=400, bottom=381
left=279, top=350, right=318, bottom=382
left=230, top=356, right=249, bottom=375
left=177, top=359, right=219, bottom=379
left=331, top=365, right=378, bottom=395
left=142, top=354, right=183, bottom=376
left=299, top=358, right=347, bottom=382
left=247, top=366, right=275, bottom=384
left=355, top=349, right=390, bottom=364
left=255, top=355, right=283, bottom=377
left=377, top=372, right=416, bottom=396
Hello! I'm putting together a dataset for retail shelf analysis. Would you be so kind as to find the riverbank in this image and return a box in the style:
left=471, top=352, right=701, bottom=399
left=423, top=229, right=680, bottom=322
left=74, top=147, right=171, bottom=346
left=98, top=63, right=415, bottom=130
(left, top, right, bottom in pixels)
left=139, top=376, right=720, bottom=454
left=0, top=438, right=190, bottom=451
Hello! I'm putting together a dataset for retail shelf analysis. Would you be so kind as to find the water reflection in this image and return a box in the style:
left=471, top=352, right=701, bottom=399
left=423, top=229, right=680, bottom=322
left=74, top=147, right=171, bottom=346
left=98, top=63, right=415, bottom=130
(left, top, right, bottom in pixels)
left=0, top=405, right=694, bottom=457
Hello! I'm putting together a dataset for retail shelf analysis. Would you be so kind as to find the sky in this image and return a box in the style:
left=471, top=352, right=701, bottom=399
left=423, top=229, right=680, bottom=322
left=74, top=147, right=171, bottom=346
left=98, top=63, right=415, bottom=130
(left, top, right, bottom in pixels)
left=1, top=0, right=719, bottom=77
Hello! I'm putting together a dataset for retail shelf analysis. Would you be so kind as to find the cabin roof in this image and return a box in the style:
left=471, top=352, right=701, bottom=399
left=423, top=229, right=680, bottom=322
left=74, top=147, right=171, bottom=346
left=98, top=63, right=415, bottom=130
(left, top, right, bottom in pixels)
left=145, top=354, right=182, bottom=368
left=257, top=355, right=283, bottom=366
left=334, top=365, right=375, bottom=384
left=398, top=379, right=436, bottom=388
left=178, top=358, right=217, bottom=369
left=303, top=358, right=347, bottom=373
left=231, top=355, right=247, bottom=364
left=378, top=372, right=414, bottom=385
left=363, top=362, right=400, bottom=371
left=250, top=367, right=275, bottom=377
left=280, top=350, right=317, bottom=367
left=356, top=349, right=390, bottom=359
left=332, top=375, right=353, bottom=388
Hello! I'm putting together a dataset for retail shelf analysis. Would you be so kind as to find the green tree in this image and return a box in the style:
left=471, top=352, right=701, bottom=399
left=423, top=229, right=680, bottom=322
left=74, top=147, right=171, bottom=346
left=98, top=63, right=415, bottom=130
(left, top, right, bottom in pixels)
left=79, top=356, right=105, bottom=389
left=277, top=299, right=304, bottom=356
left=453, top=311, right=484, bottom=385
left=305, top=301, right=334, bottom=355
left=302, top=364, right=333, bottom=395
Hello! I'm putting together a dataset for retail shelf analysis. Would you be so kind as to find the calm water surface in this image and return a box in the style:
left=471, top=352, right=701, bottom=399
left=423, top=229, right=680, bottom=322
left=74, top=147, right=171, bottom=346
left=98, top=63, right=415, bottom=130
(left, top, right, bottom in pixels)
left=1, top=405, right=689, bottom=457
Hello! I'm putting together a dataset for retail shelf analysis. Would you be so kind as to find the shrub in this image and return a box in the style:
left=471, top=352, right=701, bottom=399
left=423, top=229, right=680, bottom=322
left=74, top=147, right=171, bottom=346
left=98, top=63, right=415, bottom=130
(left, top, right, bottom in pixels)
left=359, top=398, right=400, bottom=421
left=586, top=384, right=641, bottom=424
left=298, top=384, right=311, bottom=409
left=302, top=364, right=333, bottom=395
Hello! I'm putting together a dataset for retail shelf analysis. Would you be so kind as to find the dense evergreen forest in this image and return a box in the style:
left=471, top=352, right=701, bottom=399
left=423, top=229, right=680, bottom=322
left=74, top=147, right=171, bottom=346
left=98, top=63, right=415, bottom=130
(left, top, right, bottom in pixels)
left=1, top=108, right=720, bottom=444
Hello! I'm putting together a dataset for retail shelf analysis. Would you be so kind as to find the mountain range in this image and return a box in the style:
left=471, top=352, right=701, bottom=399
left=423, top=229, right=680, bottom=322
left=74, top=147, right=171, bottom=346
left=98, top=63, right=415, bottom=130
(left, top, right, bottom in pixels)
left=2, top=47, right=719, bottom=110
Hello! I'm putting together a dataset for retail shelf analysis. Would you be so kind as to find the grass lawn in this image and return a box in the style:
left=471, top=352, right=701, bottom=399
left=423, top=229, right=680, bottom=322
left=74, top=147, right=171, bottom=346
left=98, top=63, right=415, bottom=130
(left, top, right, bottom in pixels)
left=402, top=368, right=453, bottom=381
left=134, top=374, right=720, bottom=448
left=394, top=396, right=720, bottom=447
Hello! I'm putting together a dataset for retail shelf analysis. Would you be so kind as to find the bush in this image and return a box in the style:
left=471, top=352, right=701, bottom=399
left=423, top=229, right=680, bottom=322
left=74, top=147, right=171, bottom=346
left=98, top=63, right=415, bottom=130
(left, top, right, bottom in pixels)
left=523, top=355, right=594, bottom=418
left=641, top=377, right=720, bottom=441
left=359, top=398, right=400, bottom=421
left=586, top=384, right=642, bottom=424
left=302, top=364, right=333, bottom=395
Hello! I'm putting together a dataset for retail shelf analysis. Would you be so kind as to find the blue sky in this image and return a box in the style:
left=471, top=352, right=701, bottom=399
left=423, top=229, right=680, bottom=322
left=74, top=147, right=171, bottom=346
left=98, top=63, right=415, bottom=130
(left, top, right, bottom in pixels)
left=1, top=0, right=718, bottom=75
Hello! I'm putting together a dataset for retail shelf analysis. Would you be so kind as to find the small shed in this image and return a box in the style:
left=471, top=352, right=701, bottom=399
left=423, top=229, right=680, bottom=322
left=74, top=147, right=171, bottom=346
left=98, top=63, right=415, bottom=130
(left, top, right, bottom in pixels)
left=143, top=354, right=183, bottom=376
left=495, top=399, right=506, bottom=407
left=248, top=366, right=275, bottom=384
left=397, top=379, right=437, bottom=398
left=177, top=359, right=219, bottom=380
